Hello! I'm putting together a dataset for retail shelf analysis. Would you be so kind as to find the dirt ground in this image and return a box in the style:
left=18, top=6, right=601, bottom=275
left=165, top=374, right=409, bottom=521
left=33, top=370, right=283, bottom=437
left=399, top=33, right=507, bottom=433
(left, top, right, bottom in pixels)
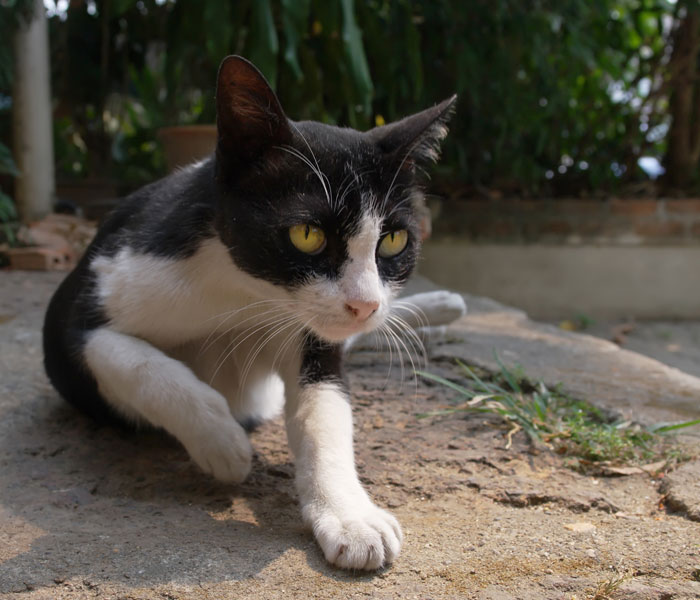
left=1, top=271, right=699, bottom=599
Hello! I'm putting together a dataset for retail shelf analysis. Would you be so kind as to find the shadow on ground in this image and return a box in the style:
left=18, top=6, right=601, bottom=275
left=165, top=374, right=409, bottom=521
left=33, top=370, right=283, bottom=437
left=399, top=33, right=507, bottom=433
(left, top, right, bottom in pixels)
left=0, top=390, right=309, bottom=591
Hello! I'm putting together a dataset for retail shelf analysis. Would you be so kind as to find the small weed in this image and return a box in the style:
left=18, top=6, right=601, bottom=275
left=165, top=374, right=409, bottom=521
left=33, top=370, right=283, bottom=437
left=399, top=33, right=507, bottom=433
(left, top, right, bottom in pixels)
left=559, top=313, right=595, bottom=332
left=417, top=358, right=700, bottom=470
left=588, top=569, right=632, bottom=599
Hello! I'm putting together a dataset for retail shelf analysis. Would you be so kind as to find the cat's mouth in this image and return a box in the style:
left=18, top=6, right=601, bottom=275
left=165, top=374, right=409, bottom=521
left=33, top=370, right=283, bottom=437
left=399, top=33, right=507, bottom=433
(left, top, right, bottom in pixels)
left=310, top=313, right=383, bottom=343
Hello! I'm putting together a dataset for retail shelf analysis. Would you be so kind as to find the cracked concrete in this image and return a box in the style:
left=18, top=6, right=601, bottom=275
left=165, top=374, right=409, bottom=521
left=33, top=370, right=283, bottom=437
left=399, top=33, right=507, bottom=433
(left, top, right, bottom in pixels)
left=1, top=271, right=699, bottom=599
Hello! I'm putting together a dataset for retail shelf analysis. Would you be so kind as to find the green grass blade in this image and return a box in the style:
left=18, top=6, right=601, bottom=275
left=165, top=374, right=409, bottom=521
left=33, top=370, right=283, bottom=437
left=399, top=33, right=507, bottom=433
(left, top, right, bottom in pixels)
left=415, top=370, right=474, bottom=399
left=456, top=359, right=500, bottom=394
left=650, top=419, right=700, bottom=433
left=494, top=353, right=522, bottom=393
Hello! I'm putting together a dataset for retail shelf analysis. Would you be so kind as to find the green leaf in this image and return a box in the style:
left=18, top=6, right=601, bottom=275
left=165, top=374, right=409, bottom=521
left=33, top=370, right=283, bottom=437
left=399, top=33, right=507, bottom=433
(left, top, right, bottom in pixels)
left=247, top=0, right=279, bottom=90
left=111, top=0, right=137, bottom=18
left=0, top=143, right=19, bottom=177
left=339, top=0, right=373, bottom=115
left=0, top=189, right=17, bottom=222
left=202, top=2, right=233, bottom=69
left=280, top=0, right=311, bottom=82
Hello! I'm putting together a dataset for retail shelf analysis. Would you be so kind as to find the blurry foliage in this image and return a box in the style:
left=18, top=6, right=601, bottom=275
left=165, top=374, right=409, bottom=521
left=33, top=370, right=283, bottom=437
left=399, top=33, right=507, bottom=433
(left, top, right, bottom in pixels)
left=1, top=0, right=699, bottom=195
left=0, top=0, right=37, bottom=90
left=0, top=141, right=19, bottom=245
left=363, top=0, right=685, bottom=195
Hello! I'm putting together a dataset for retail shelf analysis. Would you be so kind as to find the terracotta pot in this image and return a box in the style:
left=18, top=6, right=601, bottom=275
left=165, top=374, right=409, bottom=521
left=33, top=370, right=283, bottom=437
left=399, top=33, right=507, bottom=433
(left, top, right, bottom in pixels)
left=158, top=125, right=217, bottom=172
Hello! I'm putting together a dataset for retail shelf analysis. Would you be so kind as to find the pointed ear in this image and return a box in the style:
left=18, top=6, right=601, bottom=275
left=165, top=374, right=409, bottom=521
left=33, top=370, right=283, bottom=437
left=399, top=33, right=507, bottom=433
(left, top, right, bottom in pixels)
left=216, top=55, right=291, bottom=164
left=366, top=95, right=457, bottom=165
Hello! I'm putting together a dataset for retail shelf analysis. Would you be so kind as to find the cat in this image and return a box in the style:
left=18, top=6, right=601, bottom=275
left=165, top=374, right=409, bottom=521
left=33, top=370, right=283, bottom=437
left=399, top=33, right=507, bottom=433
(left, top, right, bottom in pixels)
left=43, top=55, right=459, bottom=571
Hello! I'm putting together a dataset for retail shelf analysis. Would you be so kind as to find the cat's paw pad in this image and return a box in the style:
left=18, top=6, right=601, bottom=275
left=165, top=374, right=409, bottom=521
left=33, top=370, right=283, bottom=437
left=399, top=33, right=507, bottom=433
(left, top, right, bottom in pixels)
left=185, top=419, right=252, bottom=483
left=307, top=502, right=403, bottom=570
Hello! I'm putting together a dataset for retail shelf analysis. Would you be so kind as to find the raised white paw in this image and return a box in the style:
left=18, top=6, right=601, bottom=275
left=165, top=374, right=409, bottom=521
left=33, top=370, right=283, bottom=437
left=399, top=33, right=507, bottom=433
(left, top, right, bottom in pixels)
left=304, top=501, right=403, bottom=570
left=404, top=290, right=467, bottom=327
left=183, top=417, right=252, bottom=483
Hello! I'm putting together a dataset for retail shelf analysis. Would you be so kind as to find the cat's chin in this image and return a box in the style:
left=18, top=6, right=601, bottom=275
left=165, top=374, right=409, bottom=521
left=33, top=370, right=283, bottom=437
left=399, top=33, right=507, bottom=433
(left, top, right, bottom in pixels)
left=313, top=322, right=378, bottom=344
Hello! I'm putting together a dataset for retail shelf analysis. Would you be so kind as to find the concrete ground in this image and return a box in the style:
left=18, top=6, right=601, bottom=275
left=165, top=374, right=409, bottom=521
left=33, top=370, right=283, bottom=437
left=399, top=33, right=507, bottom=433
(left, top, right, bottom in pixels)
left=583, top=318, right=700, bottom=379
left=1, top=271, right=699, bottom=599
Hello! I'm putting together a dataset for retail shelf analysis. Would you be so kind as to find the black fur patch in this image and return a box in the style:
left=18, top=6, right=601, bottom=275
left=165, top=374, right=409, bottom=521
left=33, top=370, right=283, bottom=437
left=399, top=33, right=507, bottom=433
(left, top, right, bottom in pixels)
left=300, top=334, right=345, bottom=387
left=215, top=122, right=421, bottom=289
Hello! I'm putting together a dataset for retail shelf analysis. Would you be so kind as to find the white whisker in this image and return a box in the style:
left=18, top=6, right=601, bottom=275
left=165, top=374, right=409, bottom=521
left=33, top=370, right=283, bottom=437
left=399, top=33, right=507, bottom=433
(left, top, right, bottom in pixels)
left=199, top=303, right=295, bottom=356
left=209, top=313, right=300, bottom=385
left=238, top=315, right=306, bottom=394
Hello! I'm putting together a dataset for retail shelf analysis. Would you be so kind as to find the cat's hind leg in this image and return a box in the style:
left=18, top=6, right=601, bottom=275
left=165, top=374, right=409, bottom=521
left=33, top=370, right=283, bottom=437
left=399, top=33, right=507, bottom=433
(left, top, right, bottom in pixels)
left=83, top=328, right=252, bottom=482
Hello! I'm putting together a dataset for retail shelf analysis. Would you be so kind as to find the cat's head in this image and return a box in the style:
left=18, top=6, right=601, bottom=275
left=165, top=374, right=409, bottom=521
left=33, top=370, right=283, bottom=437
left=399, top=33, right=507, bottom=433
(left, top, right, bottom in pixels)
left=213, top=56, right=455, bottom=343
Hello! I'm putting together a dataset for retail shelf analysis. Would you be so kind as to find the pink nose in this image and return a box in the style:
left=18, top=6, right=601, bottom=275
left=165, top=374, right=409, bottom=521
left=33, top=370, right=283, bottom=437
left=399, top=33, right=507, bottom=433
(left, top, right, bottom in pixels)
left=345, top=299, right=380, bottom=321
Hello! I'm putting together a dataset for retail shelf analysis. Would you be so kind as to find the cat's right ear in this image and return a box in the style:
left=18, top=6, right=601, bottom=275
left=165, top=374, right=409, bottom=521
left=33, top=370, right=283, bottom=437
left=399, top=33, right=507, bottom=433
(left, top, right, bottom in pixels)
left=215, top=56, right=292, bottom=165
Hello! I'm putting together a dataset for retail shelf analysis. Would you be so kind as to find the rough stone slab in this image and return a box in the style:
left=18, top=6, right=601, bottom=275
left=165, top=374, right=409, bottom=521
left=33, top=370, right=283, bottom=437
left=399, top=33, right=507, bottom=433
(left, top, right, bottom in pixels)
left=431, top=292, right=700, bottom=423
left=2, top=271, right=700, bottom=600
left=661, top=460, right=700, bottom=522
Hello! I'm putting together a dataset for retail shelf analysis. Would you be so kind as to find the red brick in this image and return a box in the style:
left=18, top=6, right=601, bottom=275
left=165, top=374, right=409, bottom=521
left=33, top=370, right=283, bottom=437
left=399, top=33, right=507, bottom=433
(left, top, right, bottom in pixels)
left=7, top=247, right=74, bottom=271
left=665, top=199, right=700, bottom=214
left=635, top=221, right=685, bottom=238
left=610, top=199, right=658, bottom=216
left=539, top=220, right=573, bottom=235
left=552, top=200, right=605, bottom=216
left=471, top=221, right=518, bottom=239
left=574, top=221, right=608, bottom=236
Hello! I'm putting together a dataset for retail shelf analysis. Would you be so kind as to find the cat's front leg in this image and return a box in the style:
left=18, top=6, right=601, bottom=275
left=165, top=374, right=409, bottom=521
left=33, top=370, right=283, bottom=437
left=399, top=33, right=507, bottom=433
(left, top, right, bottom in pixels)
left=84, top=328, right=252, bottom=482
left=283, top=339, right=403, bottom=570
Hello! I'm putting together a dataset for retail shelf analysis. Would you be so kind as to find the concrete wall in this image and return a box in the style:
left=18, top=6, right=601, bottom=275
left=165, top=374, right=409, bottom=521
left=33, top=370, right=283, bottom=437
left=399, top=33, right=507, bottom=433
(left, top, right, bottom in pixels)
left=419, top=242, right=700, bottom=320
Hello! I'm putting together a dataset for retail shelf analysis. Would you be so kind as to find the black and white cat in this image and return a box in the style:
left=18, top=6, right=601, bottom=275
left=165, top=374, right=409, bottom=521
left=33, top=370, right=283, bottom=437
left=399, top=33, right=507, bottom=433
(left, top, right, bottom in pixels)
left=43, top=56, right=460, bottom=570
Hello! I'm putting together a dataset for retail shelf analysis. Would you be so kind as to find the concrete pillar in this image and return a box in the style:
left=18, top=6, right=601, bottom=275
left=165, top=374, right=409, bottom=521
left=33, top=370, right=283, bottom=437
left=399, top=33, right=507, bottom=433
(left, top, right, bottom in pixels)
left=12, top=0, right=55, bottom=222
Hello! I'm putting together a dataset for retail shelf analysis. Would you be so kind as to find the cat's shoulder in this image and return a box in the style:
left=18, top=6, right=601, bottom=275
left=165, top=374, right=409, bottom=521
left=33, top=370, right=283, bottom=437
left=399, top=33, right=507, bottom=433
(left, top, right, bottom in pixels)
left=91, top=157, right=218, bottom=261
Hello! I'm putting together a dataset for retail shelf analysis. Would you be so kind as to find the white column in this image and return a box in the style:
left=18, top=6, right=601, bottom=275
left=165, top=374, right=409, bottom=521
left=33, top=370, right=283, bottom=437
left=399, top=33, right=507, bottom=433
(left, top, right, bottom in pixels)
left=12, top=0, right=55, bottom=222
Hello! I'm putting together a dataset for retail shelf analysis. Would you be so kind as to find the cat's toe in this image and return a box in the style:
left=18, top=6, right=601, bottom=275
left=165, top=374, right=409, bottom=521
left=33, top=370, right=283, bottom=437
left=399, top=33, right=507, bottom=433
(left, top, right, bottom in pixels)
left=185, top=419, right=252, bottom=483
left=310, top=503, right=403, bottom=570
left=426, top=290, right=467, bottom=324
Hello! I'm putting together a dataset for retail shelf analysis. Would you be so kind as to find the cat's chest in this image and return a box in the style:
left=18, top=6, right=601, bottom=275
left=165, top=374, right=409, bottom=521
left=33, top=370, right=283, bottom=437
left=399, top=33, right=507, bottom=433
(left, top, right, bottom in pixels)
left=90, top=237, right=285, bottom=346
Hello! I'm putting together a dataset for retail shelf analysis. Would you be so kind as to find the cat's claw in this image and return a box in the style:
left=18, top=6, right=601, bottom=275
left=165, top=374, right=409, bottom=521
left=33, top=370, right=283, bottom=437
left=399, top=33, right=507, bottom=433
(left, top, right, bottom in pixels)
left=305, top=501, right=403, bottom=570
left=184, top=418, right=252, bottom=483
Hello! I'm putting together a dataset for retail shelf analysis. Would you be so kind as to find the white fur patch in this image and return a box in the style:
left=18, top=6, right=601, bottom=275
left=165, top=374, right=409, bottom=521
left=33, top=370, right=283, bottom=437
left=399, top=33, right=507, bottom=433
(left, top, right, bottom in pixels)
left=91, top=238, right=290, bottom=346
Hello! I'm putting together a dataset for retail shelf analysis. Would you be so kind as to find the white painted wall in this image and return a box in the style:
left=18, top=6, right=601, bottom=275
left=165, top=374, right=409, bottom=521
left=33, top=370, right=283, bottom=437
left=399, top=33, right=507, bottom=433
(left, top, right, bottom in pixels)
left=419, top=242, right=700, bottom=319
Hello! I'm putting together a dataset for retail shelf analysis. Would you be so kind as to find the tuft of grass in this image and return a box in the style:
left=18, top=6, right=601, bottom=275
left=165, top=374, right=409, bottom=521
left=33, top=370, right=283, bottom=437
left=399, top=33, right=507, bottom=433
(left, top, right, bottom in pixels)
left=588, top=569, right=632, bottom=599
left=417, top=358, right=699, bottom=470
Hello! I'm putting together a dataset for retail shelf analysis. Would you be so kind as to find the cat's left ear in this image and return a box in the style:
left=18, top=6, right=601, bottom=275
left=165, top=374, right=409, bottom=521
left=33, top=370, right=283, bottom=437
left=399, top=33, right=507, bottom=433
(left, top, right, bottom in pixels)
left=366, top=95, right=457, bottom=165
left=215, top=55, right=292, bottom=165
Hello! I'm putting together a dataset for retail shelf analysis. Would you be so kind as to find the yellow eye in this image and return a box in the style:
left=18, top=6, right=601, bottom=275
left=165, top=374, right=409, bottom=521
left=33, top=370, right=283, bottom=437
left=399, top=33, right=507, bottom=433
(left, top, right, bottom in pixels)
left=378, top=230, right=408, bottom=258
left=289, top=224, right=326, bottom=254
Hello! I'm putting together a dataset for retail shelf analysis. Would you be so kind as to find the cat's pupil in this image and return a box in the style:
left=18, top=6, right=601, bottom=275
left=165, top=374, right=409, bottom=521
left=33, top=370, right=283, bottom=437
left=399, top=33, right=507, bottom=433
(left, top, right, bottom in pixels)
left=304, top=224, right=310, bottom=239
